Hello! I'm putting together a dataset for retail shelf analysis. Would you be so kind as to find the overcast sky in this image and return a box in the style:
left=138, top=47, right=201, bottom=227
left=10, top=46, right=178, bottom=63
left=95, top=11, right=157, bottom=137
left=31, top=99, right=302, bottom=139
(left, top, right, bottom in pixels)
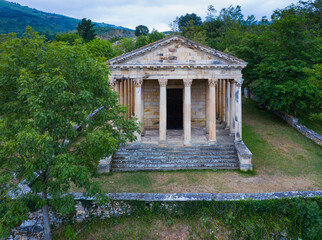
left=13, top=0, right=299, bottom=31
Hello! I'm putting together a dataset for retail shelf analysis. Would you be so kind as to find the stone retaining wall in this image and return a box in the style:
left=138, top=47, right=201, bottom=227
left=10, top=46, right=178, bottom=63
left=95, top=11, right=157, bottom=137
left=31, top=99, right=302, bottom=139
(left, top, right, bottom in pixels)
left=7, top=191, right=322, bottom=239
left=273, top=111, right=322, bottom=146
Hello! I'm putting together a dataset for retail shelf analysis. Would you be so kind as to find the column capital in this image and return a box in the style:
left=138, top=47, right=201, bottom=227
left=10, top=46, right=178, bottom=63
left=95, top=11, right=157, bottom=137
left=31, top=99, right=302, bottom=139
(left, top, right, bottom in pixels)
left=234, top=78, right=244, bottom=87
left=109, top=77, right=117, bottom=87
left=208, top=78, right=218, bottom=87
left=158, top=78, right=168, bottom=87
left=134, top=77, right=143, bottom=87
left=183, top=79, right=193, bottom=87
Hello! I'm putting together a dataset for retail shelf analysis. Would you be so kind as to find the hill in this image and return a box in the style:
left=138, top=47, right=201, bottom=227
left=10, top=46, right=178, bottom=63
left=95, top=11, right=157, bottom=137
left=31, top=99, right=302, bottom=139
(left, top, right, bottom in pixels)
left=0, top=0, right=134, bottom=38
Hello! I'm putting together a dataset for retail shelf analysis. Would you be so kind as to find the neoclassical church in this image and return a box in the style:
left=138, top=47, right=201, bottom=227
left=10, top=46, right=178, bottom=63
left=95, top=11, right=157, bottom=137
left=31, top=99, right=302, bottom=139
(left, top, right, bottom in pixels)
left=107, top=35, right=252, bottom=171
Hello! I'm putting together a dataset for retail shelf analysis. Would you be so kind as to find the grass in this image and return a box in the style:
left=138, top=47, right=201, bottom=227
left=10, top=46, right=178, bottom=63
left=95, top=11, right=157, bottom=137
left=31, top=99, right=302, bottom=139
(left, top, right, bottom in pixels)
left=72, top=98, right=322, bottom=193
left=53, top=214, right=229, bottom=240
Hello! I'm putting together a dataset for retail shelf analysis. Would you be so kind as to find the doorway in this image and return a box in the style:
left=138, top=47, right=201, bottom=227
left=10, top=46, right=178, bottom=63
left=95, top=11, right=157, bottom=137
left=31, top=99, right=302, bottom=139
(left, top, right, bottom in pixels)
left=167, top=89, right=183, bottom=129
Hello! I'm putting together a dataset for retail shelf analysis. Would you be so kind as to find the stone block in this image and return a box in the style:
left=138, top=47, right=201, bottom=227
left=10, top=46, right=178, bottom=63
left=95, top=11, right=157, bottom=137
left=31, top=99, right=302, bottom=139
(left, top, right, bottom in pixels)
left=235, top=142, right=253, bottom=171
left=97, top=156, right=112, bottom=174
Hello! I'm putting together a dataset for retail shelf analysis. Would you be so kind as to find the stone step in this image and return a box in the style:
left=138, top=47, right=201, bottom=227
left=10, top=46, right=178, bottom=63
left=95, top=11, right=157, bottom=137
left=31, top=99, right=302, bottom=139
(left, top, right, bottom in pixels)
left=118, top=146, right=236, bottom=151
left=114, top=150, right=236, bottom=156
left=112, top=164, right=239, bottom=172
left=112, top=158, right=238, bottom=165
left=114, top=155, right=237, bottom=161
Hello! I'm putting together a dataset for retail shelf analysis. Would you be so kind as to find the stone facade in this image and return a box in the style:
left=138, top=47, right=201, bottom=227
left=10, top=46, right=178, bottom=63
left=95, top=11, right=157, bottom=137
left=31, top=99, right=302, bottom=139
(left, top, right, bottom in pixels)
left=108, top=35, right=253, bottom=171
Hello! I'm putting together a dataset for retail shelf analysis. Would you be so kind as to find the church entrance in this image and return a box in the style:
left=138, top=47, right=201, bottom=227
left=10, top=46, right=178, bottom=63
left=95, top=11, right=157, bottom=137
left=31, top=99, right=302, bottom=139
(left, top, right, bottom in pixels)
left=167, top=89, right=183, bottom=129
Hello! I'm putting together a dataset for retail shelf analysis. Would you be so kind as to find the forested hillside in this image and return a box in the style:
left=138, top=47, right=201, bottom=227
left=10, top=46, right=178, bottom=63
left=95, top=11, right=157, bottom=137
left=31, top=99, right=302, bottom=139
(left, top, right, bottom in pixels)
left=0, top=0, right=133, bottom=36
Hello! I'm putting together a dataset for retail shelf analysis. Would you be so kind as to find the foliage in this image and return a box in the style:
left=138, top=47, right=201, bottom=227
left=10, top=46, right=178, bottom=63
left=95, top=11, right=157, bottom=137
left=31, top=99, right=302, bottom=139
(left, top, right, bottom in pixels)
left=135, top=35, right=148, bottom=49
left=55, top=197, right=322, bottom=239
left=147, top=29, right=166, bottom=43
left=55, top=33, right=82, bottom=45
left=85, top=38, right=115, bottom=59
left=252, top=2, right=321, bottom=117
left=178, top=13, right=202, bottom=31
left=0, top=27, right=139, bottom=239
left=135, top=25, right=149, bottom=37
left=114, top=37, right=136, bottom=55
left=77, top=18, right=96, bottom=43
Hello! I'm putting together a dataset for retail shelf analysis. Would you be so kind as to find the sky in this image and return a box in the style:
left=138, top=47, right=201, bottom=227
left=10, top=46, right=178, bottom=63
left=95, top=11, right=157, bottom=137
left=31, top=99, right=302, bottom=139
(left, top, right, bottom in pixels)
left=13, top=0, right=300, bottom=31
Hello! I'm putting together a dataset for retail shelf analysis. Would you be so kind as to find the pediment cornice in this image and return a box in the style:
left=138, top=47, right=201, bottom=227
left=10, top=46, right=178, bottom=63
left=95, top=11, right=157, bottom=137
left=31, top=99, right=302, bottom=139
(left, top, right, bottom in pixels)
left=107, top=35, right=247, bottom=67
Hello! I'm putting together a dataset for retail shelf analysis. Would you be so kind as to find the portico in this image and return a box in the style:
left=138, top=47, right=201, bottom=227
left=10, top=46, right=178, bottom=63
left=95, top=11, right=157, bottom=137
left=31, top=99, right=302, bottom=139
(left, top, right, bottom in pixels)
left=108, top=35, right=252, bottom=171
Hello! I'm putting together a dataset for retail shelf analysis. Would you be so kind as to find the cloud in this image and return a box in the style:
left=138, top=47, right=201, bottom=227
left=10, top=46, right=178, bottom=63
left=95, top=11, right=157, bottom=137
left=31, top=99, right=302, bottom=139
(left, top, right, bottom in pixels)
left=13, top=0, right=299, bottom=31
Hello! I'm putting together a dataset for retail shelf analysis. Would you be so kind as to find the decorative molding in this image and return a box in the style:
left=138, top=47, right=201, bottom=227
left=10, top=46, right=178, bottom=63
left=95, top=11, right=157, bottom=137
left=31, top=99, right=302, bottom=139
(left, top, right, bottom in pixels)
left=208, top=78, right=218, bottom=87
left=133, top=77, right=143, bottom=87
left=158, top=78, right=168, bottom=87
left=109, top=64, right=244, bottom=71
left=183, top=79, right=193, bottom=87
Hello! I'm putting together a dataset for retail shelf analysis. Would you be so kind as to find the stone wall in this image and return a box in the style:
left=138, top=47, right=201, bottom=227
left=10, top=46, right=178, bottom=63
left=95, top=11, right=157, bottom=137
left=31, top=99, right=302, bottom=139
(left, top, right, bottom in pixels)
left=191, top=79, right=206, bottom=128
left=143, top=80, right=160, bottom=129
left=273, top=111, right=322, bottom=146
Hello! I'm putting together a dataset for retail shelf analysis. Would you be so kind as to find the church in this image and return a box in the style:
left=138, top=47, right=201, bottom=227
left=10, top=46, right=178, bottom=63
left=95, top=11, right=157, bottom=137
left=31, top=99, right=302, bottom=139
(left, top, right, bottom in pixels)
left=107, top=35, right=252, bottom=171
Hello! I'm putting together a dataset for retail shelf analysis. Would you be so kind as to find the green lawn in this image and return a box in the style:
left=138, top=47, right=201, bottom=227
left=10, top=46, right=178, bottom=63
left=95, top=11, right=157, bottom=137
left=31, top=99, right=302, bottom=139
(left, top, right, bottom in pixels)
left=73, top=98, right=322, bottom=194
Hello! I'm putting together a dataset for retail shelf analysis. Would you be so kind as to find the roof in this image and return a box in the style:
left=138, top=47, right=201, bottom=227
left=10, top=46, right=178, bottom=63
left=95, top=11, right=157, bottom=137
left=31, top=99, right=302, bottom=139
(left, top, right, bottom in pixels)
left=107, top=35, right=247, bottom=67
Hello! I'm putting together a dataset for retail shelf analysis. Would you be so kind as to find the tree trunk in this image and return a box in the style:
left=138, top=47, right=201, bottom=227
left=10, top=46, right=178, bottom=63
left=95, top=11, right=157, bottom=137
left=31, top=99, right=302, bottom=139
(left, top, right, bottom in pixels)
left=42, top=191, right=52, bottom=240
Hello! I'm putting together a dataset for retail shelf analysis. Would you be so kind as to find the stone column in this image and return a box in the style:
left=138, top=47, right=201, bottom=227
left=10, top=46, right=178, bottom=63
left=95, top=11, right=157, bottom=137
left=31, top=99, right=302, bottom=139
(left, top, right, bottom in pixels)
left=119, top=80, right=124, bottom=105
left=134, top=77, right=143, bottom=142
left=222, top=80, right=226, bottom=123
left=206, top=82, right=209, bottom=133
left=234, top=80, right=243, bottom=142
left=183, top=79, right=193, bottom=146
left=218, top=79, right=222, bottom=121
left=225, top=80, right=230, bottom=129
left=208, top=78, right=217, bottom=144
left=230, top=81, right=235, bottom=135
left=158, top=78, right=168, bottom=145
left=124, top=80, right=128, bottom=118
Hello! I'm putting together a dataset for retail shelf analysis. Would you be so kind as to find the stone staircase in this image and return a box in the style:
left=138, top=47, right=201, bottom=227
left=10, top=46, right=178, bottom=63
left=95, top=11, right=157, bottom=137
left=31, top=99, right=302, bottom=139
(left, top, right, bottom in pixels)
left=111, top=122, right=239, bottom=171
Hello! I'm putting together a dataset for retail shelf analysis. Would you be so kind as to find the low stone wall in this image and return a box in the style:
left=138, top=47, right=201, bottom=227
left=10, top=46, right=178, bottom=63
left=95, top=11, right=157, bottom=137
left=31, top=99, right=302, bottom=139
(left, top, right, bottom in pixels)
left=7, top=191, right=322, bottom=239
left=273, top=111, right=322, bottom=146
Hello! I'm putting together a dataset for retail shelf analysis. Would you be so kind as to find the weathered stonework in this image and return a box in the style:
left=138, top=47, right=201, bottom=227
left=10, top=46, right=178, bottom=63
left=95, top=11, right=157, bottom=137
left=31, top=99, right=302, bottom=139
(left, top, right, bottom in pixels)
left=108, top=35, right=252, bottom=171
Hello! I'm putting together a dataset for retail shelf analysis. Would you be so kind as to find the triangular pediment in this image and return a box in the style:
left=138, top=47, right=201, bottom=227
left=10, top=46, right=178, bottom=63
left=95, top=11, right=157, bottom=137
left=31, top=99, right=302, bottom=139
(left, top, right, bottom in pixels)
left=108, top=35, right=246, bottom=67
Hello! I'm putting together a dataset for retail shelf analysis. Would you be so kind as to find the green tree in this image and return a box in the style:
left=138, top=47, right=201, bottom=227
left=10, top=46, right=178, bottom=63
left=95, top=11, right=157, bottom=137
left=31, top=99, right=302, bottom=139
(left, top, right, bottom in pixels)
left=0, top=28, right=139, bottom=239
left=85, top=38, right=115, bottom=59
left=252, top=2, right=321, bottom=117
left=178, top=13, right=202, bottom=31
left=77, top=18, right=96, bottom=43
left=147, top=29, right=165, bottom=43
left=135, top=25, right=149, bottom=36
left=135, top=35, right=148, bottom=49
left=114, top=37, right=136, bottom=55
left=55, top=32, right=82, bottom=44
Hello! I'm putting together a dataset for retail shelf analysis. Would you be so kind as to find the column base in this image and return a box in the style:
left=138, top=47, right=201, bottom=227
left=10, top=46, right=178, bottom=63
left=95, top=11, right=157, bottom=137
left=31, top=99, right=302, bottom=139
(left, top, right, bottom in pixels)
left=208, top=140, right=218, bottom=145
left=184, top=140, right=192, bottom=146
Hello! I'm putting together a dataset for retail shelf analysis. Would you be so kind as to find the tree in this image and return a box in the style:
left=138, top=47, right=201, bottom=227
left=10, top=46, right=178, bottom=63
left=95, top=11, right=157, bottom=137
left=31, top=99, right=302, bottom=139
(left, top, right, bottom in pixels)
left=147, top=29, right=165, bottom=43
left=252, top=2, right=321, bottom=117
left=178, top=13, right=202, bottom=31
left=135, top=25, right=149, bottom=36
left=114, top=37, right=136, bottom=55
left=85, top=38, right=115, bottom=59
left=77, top=18, right=96, bottom=43
left=135, top=35, right=148, bottom=49
left=55, top=32, right=82, bottom=44
left=0, top=27, right=139, bottom=239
